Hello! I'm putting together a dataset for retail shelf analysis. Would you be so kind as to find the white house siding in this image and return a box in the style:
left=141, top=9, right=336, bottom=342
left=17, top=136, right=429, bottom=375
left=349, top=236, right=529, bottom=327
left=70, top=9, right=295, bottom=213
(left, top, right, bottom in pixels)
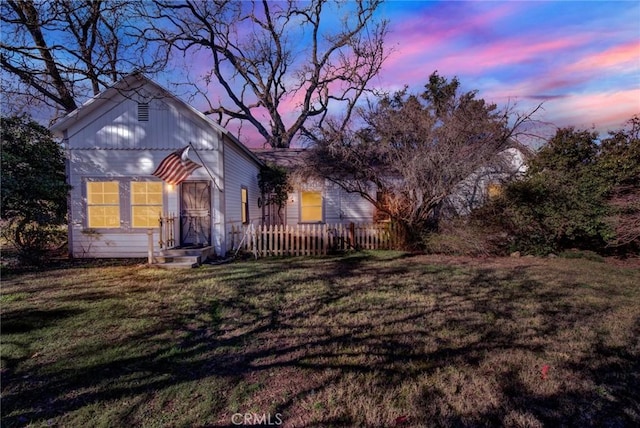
left=326, top=183, right=376, bottom=224
left=283, top=180, right=376, bottom=225
left=222, top=139, right=262, bottom=253
left=285, top=195, right=299, bottom=225
left=61, top=80, right=229, bottom=258
left=446, top=147, right=528, bottom=216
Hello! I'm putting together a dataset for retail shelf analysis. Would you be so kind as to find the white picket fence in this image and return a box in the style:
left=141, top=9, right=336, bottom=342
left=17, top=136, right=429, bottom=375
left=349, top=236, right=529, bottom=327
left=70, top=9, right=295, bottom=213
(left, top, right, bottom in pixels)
left=229, top=222, right=402, bottom=257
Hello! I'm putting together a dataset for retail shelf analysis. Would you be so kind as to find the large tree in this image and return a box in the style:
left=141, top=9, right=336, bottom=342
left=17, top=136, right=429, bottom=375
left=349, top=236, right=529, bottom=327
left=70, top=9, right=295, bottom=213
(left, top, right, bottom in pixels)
left=0, top=0, right=167, bottom=117
left=306, top=72, right=537, bottom=245
left=143, top=0, right=388, bottom=148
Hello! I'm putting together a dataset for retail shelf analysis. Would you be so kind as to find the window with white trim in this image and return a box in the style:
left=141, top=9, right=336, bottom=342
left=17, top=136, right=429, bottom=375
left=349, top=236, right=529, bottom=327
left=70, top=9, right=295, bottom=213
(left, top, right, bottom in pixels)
left=131, top=181, right=163, bottom=228
left=87, top=181, right=120, bottom=228
left=300, top=191, right=323, bottom=223
left=241, top=187, right=249, bottom=224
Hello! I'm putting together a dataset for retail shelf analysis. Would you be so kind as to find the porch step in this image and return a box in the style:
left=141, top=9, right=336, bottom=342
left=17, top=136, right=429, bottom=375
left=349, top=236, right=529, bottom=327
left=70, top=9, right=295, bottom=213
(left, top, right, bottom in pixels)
left=155, top=260, right=200, bottom=269
left=153, top=246, right=213, bottom=268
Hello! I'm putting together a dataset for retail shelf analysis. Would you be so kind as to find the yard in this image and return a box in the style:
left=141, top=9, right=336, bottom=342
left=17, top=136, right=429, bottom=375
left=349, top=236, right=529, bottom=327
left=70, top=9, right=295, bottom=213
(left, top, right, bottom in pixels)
left=1, top=252, right=639, bottom=427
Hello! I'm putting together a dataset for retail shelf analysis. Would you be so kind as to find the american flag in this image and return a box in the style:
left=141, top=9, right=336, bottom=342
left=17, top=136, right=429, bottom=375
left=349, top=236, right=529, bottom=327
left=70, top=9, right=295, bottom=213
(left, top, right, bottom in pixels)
left=152, top=146, right=202, bottom=185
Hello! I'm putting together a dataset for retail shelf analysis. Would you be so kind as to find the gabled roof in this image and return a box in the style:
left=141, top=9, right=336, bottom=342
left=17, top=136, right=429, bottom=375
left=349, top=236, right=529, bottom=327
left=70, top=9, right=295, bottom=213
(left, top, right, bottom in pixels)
left=50, top=73, right=263, bottom=166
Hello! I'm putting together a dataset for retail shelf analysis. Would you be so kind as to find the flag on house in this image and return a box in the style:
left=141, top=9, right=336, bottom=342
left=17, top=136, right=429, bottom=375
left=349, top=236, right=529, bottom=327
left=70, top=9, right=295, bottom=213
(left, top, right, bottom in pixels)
left=152, top=146, right=202, bottom=185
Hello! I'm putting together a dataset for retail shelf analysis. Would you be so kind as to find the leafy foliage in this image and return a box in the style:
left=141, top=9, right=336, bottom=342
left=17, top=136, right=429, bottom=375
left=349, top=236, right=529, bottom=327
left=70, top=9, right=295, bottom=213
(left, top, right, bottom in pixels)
left=1, top=115, right=70, bottom=262
left=477, top=117, right=640, bottom=255
left=599, top=116, right=640, bottom=251
left=257, top=164, right=293, bottom=209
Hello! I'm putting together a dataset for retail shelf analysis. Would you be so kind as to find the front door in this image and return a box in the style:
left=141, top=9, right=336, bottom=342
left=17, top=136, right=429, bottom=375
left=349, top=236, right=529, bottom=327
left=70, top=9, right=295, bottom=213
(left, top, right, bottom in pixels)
left=180, top=181, right=211, bottom=247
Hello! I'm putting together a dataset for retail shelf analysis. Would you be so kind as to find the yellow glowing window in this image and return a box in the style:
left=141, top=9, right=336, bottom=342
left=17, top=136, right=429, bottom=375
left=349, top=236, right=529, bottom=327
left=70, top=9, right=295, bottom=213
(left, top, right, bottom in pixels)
left=300, top=191, right=323, bottom=222
left=87, top=181, right=120, bottom=228
left=241, top=187, right=249, bottom=224
left=488, top=183, right=503, bottom=199
left=131, top=181, right=163, bottom=228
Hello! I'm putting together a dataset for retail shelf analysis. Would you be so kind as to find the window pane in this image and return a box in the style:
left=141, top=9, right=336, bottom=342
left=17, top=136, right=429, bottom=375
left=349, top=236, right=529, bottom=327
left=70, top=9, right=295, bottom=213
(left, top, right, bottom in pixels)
left=147, top=192, right=163, bottom=204
left=301, top=191, right=321, bottom=206
left=132, top=206, right=161, bottom=228
left=88, top=206, right=120, bottom=228
left=302, top=206, right=322, bottom=222
left=87, top=182, right=103, bottom=204
left=300, top=191, right=322, bottom=222
left=131, top=181, right=163, bottom=228
left=131, top=193, right=147, bottom=204
left=103, top=192, right=120, bottom=204
left=87, top=181, right=120, bottom=228
left=147, top=183, right=163, bottom=204
left=241, top=188, right=248, bottom=223
left=103, top=182, right=119, bottom=193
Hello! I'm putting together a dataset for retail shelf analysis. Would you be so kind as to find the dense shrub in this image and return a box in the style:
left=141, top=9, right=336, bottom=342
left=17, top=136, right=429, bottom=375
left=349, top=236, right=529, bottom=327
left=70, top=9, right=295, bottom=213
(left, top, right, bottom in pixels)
left=1, top=115, right=70, bottom=263
left=424, top=217, right=510, bottom=256
left=472, top=117, right=640, bottom=256
left=1, top=221, right=67, bottom=264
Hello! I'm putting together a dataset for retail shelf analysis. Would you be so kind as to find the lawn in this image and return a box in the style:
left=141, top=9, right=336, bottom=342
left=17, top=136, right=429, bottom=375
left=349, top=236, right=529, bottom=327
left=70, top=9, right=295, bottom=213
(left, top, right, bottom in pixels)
left=1, top=252, right=639, bottom=427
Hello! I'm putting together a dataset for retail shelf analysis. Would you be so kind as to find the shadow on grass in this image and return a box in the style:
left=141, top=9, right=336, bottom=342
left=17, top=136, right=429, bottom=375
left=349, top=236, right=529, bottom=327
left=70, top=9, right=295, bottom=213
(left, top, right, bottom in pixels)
left=2, top=308, right=84, bottom=335
left=1, top=253, right=639, bottom=427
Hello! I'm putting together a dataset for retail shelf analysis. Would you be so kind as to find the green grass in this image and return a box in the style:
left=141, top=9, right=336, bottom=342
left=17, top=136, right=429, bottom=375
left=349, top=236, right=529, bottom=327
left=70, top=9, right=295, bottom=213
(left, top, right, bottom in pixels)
left=1, top=252, right=639, bottom=427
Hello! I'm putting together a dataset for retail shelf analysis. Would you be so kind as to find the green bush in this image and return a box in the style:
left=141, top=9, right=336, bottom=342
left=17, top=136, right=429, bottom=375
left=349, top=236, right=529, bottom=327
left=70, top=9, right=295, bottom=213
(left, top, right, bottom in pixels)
left=1, top=220, right=67, bottom=264
left=1, top=115, right=70, bottom=264
left=472, top=118, right=639, bottom=256
left=424, top=217, right=509, bottom=256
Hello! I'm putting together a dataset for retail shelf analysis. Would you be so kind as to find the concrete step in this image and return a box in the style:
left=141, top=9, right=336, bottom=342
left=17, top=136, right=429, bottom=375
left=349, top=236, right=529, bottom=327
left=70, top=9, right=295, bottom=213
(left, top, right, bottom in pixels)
left=154, top=260, right=200, bottom=269
left=160, top=246, right=213, bottom=257
left=156, top=255, right=201, bottom=264
left=153, top=246, right=213, bottom=268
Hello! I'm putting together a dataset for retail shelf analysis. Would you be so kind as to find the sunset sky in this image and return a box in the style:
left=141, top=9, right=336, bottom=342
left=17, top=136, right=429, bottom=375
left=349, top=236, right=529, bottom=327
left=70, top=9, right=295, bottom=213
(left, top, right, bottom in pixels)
left=182, top=0, right=639, bottom=147
left=373, top=0, right=639, bottom=140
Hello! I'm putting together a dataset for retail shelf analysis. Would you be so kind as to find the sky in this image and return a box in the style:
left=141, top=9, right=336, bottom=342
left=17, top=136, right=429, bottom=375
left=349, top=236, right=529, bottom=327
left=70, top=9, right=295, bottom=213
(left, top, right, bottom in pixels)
left=182, top=0, right=639, bottom=148
left=369, top=0, right=640, bottom=144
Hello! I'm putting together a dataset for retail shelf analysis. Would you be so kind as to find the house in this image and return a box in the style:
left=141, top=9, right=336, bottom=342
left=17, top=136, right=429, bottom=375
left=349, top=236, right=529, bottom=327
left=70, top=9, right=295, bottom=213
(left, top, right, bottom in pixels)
left=252, top=145, right=530, bottom=227
left=443, top=146, right=531, bottom=216
left=252, top=149, right=381, bottom=226
left=50, top=73, right=263, bottom=259
left=51, top=73, right=531, bottom=261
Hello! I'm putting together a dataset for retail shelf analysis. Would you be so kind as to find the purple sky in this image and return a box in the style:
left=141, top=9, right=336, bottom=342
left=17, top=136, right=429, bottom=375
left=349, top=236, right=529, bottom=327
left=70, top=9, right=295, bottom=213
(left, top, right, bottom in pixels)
left=375, top=1, right=640, bottom=140
left=179, top=0, right=639, bottom=147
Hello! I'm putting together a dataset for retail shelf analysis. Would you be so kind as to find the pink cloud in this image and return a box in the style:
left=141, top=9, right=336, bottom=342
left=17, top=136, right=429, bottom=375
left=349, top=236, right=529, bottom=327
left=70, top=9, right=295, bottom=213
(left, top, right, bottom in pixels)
left=378, top=33, right=588, bottom=90
left=566, top=41, right=640, bottom=74
left=382, top=2, right=526, bottom=78
left=545, top=89, right=640, bottom=131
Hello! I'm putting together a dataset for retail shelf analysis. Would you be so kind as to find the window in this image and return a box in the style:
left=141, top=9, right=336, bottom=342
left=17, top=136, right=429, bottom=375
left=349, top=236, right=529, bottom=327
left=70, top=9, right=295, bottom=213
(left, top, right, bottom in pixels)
left=300, top=191, right=323, bottom=222
left=131, top=181, right=163, bottom=228
left=241, top=187, right=249, bottom=224
left=87, top=181, right=120, bottom=228
left=487, top=183, right=503, bottom=199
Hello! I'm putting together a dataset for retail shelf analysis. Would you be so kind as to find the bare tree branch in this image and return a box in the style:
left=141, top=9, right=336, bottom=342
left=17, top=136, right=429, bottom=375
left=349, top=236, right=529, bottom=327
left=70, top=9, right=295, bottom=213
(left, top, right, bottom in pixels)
left=1, top=0, right=168, bottom=117
left=307, top=72, right=542, bottom=244
left=142, top=0, right=388, bottom=148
